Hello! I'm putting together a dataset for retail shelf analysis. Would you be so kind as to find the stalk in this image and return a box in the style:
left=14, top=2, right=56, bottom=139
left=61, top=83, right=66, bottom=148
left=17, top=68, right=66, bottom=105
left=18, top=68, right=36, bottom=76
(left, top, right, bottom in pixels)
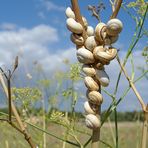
left=70, top=0, right=101, bottom=147
left=141, top=104, right=148, bottom=148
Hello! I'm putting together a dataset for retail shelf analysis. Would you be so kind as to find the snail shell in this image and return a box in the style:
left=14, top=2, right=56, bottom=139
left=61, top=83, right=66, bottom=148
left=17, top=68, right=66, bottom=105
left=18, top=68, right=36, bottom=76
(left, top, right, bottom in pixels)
left=85, top=36, right=98, bottom=52
left=77, top=47, right=95, bottom=64
left=84, top=101, right=96, bottom=114
left=82, top=16, right=88, bottom=29
left=95, top=22, right=106, bottom=44
left=110, top=35, right=119, bottom=44
left=87, top=26, right=94, bottom=36
left=94, top=62, right=104, bottom=70
left=95, top=69, right=110, bottom=87
left=87, top=91, right=103, bottom=105
left=93, top=46, right=117, bottom=63
left=71, top=33, right=84, bottom=46
left=84, top=76, right=99, bottom=91
left=65, top=7, right=75, bottom=19
left=106, top=19, right=123, bottom=36
left=82, top=64, right=96, bottom=77
left=66, top=18, right=83, bottom=34
left=85, top=114, right=101, bottom=129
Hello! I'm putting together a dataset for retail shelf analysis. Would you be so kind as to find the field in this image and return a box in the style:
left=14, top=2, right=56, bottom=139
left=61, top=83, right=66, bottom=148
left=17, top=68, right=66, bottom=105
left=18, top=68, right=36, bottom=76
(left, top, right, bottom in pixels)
left=0, top=121, right=146, bottom=148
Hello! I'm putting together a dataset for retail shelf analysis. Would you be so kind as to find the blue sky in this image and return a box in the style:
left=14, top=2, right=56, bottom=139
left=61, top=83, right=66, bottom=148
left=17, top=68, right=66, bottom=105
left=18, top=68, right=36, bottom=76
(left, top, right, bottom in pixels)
left=0, top=0, right=146, bottom=50
left=0, top=0, right=147, bottom=111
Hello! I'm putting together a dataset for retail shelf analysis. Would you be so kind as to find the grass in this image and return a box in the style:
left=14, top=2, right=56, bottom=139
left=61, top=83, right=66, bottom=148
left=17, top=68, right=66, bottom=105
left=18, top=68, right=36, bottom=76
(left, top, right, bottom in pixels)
left=0, top=121, right=146, bottom=148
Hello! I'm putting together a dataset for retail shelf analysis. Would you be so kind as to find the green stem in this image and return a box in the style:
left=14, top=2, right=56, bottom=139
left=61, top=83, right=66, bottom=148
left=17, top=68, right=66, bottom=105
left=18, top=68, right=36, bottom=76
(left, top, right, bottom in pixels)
left=26, top=122, right=80, bottom=147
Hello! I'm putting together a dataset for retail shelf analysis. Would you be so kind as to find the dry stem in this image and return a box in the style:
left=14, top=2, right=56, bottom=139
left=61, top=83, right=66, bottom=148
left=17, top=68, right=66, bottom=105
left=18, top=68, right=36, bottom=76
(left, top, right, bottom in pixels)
left=110, top=0, right=123, bottom=19
left=116, top=55, right=148, bottom=148
left=116, top=55, right=146, bottom=112
left=0, top=73, right=35, bottom=148
left=71, top=0, right=101, bottom=147
left=141, top=104, right=148, bottom=148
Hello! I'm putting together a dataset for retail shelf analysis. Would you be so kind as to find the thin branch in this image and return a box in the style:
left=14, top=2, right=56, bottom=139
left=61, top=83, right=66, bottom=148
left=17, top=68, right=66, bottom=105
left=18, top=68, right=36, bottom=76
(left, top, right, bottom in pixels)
left=110, top=0, right=123, bottom=19
left=0, top=73, right=35, bottom=148
left=116, top=55, right=146, bottom=112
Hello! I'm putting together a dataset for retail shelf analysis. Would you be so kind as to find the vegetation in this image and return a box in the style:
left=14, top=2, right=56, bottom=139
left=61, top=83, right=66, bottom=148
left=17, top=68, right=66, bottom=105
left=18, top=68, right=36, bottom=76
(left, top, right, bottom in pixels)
left=0, top=0, right=147, bottom=148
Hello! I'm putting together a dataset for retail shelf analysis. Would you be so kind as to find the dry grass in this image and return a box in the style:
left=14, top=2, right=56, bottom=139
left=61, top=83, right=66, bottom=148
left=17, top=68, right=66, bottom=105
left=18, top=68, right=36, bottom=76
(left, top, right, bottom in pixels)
left=0, top=121, right=147, bottom=148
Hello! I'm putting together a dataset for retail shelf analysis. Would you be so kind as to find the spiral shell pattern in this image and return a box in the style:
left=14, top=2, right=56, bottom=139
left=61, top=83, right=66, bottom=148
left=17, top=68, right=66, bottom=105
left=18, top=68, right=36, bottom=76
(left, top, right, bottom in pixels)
left=65, top=7, right=123, bottom=130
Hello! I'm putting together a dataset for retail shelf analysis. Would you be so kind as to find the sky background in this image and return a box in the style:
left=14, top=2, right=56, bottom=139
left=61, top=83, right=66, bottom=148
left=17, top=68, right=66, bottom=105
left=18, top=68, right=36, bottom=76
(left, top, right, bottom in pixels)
left=0, top=0, right=147, bottom=112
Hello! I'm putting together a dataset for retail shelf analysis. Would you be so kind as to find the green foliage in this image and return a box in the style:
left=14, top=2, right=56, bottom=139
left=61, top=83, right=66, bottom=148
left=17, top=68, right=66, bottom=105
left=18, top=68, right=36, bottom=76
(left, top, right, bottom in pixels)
left=68, top=63, right=81, bottom=81
left=12, top=87, right=42, bottom=114
left=49, top=110, right=70, bottom=127
left=127, top=0, right=148, bottom=16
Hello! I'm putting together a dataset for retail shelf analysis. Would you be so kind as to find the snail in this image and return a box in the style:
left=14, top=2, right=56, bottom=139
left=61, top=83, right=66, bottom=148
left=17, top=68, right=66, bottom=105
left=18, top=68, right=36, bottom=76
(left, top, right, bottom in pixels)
left=77, top=47, right=95, bottom=64
left=93, top=46, right=117, bottom=63
left=66, top=18, right=83, bottom=34
left=82, top=64, right=96, bottom=76
left=87, top=91, right=103, bottom=105
left=84, top=76, right=99, bottom=91
left=84, top=36, right=98, bottom=52
left=71, top=33, right=84, bottom=46
left=85, top=114, right=101, bottom=129
left=65, top=7, right=75, bottom=19
left=95, top=69, right=110, bottom=87
left=84, top=101, right=96, bottom=114
left=106, top=18, right=123, bottom=36
left=94, top=62, right=104, bottom=70
left=95, top=22, right=106, bottom=44
left=86, top=26, right=94, bottom=36
left=82, top=16, right=88, bottom=29
left=110, top=35, right=119, bottom=44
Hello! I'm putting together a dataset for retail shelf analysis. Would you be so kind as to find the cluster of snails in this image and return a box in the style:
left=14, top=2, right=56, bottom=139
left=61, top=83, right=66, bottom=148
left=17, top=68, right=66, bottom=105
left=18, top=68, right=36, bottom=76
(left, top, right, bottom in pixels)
left=66, top=7, right=123, bottom=130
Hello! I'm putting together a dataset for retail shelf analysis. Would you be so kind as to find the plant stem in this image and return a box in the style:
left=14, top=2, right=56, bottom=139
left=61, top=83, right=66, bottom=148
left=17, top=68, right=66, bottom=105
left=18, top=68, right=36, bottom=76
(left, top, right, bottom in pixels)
left=141, top=104, right=148, bottom=148
left=0, top=73, right=35, bottom=148
left=71, top=1, right=101, bottom=147
left=110, top=0, right=122, bottom=19
left=116, top=55, right=146, bottom=111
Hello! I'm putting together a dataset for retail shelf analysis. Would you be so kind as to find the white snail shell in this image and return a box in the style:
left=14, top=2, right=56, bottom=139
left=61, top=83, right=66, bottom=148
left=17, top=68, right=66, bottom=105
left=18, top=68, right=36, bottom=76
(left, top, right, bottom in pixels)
left=94, top=62, right=104, bottom=70
left=106, top=18, right=123, bottom=36
left=82, top=16, right=88, bottom=29
left=84, top=101, right=96, bottom=114
left=85, top=114, right=101, bottom=129
left=95, top=22, right=106, bottom=44
left=71, top=33, right=84, bottom=46
left=82, top=64, right=96, bottom=77
left=110, top=35, right=119, bottom=44
left=95, top=69, right=110, bottom=87
left=84, top=76, right=99, bottom=91
left=77, top=47, right=95, bottom=64
left=66, top=18, right=83, bottom=34
left=65, top=7, right=75, bottom=19
left=85, top=36, right=98, bottom=52
left=93, top=46, right=117, bottom=63
left=87, top=91, right=103, bottom=105
left=87, top=26, right=94, bottom=36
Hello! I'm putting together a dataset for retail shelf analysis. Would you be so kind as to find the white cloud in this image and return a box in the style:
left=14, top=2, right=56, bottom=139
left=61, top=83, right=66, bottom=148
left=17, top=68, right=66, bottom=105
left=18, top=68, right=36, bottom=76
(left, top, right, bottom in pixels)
left=41, top=0, right=65, bottom=12
left=0, top=24, right=147, bottom=111
left=0, top=23, right=17, bottom=31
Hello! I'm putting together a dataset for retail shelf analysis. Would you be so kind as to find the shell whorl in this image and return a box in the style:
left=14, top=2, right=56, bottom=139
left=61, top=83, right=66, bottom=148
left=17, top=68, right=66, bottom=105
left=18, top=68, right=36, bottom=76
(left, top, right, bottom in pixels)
left=66, top=18, right=83, bottom=34
left=84, top=76, right=99, bottom=91
left=85, top=114, right=101, bottom=129
left=84, top=36, right=98, bottom=52
left=93, top=46, right=117, bottom=63
left=77, top=47, right=95, bottom=64
left=95, top=69, right=110, bottom=87
left=106, top=18, right=123, bottom=36
left=87, top=91, right=103, bottom=105
left=84, top=101, right=96, bottom=115
left=65, top=7, right=75, bottom=19
left=82, top=64, right=96, bottom=77
left=71, top=33, right=84, bottom=46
